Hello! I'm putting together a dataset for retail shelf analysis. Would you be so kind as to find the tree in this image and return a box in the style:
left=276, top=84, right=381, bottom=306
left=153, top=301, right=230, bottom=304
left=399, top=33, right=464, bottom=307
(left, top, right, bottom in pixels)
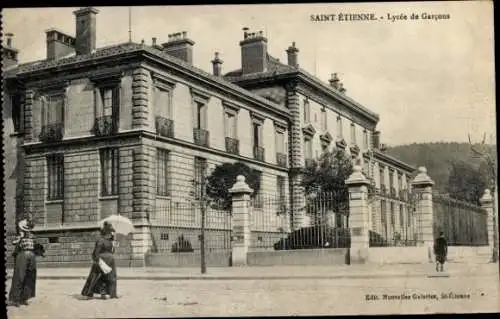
left=205, top=162, right=262, bottom=211
left=445, top=160, right=488, bottom=205
left=301, top=149, right=375, bottom=222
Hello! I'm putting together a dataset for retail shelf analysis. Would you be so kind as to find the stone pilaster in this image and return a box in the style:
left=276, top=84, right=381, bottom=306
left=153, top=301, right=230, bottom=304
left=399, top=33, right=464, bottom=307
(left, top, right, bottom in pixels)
left=411, top=167, right=435, bottom=262
left=286, top=80, right=307, bottom=230
left=346, top=166, right=370, bottom=263
left=132, top=145, right=152, bottom=220
left=480, top=189, right=498, bottom=262
left=131, top=67, right=149, bottom=129
left=23, top=89, right=35, bottom=143
left=229, top=175, right=253, bottom=266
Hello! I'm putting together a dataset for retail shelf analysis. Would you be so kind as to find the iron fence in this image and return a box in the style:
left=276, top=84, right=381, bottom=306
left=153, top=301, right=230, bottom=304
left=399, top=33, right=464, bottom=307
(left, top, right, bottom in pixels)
left=250, top=191, right=351, bottom=251
left=369, top=189, right=422, bottom=247
left=149, top=198, right=232, bottom=257
left=432, top=192, right=488, bottom=246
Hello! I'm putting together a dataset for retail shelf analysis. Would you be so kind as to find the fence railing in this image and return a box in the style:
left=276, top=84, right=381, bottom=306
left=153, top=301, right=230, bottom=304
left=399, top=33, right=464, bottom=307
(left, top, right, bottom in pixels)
left=369, top=189, right=422, bottom=247
left=432, top=192, right=488, bottom=246
left=250, top=191, right=351, bottom=251
left=149, top=198, right=232, bottom=254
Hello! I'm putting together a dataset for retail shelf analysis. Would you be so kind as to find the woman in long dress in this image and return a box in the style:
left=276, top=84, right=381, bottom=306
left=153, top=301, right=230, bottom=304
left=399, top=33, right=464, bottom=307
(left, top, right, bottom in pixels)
left=8, top=214, right=41, bottom=307
left=81, top=221, right=118, bottom=299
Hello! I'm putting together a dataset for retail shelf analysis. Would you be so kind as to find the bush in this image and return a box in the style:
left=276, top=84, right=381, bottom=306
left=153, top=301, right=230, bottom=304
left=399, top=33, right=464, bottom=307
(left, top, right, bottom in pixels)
left=171, top=235, right=194, bottom=253
left=274, top=226, right=351, bottom=250
left=369, top=231, right=389, bottom=247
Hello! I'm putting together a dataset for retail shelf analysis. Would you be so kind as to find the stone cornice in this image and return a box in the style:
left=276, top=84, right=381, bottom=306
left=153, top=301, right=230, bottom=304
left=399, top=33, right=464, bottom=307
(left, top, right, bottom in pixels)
left=371, top=149, right=416, bottom=173
left=13, top=43, right=290, bottom=121
left=151, top=71, right=177, bottom=89
left=222, top=100, right=241, bottom=113
left=142, top=131, right=289, bottom=173
left=302, top=123, right=316, bottom=138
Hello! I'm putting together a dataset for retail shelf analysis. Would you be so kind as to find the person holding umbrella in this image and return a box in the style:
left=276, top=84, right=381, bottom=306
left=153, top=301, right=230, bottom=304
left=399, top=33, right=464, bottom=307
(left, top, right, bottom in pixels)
left=81, top=215, right=134, bottom=300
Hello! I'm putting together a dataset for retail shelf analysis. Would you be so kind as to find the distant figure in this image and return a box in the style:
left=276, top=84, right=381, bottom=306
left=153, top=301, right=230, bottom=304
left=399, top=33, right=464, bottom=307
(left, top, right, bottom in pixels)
left=433, top=232, right=448, bottom=272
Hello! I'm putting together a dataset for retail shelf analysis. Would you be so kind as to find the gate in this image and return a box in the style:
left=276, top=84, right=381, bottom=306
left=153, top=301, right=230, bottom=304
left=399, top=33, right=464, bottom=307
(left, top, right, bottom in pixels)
left=369, top=189, right=422, bottom=247
left=149, top=198, right=232, bottom=267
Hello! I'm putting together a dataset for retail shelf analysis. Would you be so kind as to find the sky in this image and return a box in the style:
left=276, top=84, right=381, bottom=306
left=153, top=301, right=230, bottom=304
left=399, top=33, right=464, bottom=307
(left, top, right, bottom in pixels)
left=3, top=2, right=496, bottom=146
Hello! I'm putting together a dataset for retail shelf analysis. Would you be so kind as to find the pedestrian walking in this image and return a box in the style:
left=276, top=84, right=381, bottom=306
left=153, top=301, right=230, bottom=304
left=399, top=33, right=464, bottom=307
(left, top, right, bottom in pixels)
left=433, top=231, right=448, bottom=272
left=8, top=212, right=43, bottom=307
left=81, top=221, right=119, bottom=300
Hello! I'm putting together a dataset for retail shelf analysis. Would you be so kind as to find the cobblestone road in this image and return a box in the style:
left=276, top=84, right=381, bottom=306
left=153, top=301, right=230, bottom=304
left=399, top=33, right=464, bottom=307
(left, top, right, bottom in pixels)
left=6, top=275, right=500, bottom=318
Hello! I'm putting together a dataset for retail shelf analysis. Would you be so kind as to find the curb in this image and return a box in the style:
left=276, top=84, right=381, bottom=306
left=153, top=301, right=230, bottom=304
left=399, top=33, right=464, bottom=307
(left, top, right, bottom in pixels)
left=6, top=272, right=495, bottom=281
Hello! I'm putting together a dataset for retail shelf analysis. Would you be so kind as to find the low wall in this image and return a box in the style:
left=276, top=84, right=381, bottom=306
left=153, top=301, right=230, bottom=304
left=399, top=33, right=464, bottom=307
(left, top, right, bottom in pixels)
left=146, top=251, right=231, bottom=267
left=444, top=246, right=491, bottom=263
left=247, top=248, right=347, bottom=266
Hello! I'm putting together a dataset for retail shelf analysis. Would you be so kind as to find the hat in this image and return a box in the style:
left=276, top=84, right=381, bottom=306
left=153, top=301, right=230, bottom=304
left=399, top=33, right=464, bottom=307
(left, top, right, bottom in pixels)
left=100, top=221, right=115, bottom=235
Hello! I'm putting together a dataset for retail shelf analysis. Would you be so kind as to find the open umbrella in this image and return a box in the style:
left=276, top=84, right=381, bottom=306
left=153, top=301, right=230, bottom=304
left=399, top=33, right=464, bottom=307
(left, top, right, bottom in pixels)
left=98, top=215, right=134, bottom=235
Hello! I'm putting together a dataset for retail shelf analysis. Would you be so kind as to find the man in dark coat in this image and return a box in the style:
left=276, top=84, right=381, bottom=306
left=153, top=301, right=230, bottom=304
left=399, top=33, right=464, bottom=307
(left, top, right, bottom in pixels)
left=434, top=231, right=448, bottom=272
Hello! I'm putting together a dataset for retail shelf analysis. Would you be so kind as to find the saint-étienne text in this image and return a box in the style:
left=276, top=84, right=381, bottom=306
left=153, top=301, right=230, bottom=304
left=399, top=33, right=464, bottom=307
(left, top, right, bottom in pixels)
left=310, top=13, right=377, bottom=22
left=365, top=292, right=470, bottom=301
left=311, top=12, right=450, bottom=22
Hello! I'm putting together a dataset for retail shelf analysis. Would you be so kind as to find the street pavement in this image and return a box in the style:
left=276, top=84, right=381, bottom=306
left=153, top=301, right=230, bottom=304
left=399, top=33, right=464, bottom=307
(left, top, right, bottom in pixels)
left=5, top=264, right=500, bottom=318
left=6, top=262, right=500, bottom=280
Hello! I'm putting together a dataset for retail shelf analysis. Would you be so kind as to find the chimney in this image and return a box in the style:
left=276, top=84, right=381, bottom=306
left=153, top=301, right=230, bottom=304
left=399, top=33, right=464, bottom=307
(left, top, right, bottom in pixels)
left=372, top=131, right=381, bottom=149
left=2, top=33, right=19, bottom=68
left=286, top=42, right=299, bottom=68
left=211, top=52, right=223, bottom=76
left=329, top=73, right=340, bottom=89
left=45, top=29, right=76, bottom=60
left=339, top=83, right=346, bottom=94
left=240, top=27, right=268, bottom=74
left=73, top=7, right=99, bottom=55
left=161, top=31, right=195, bottom=64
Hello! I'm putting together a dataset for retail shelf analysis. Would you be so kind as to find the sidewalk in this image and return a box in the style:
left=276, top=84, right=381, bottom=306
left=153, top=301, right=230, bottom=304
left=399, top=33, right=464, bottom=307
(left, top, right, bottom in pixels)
left=6, top=262, right=498, bottom=281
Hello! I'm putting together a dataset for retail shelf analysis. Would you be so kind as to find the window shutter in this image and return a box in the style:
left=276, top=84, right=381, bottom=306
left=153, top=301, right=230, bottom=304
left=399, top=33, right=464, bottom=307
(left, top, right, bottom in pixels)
left=112, top=86, right=120, bottom=129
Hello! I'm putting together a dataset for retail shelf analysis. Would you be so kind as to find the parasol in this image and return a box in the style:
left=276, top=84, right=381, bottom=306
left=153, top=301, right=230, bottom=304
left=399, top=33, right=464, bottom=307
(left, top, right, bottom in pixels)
left=98, top=215, right=135, bottom=235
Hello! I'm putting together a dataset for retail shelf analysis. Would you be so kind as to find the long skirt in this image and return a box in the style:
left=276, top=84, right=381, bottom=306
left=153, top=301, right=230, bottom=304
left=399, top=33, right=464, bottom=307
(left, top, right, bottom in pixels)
left=9, top=250, right=37, bottom=303
left=81, top=254, right=117, bottom=298
left=436, top=253, right=446, bottom=264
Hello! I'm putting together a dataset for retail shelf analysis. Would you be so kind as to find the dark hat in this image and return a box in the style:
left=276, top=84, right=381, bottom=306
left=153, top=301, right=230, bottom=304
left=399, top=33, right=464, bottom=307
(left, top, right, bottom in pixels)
left=101, top=221, right=115, bottom=235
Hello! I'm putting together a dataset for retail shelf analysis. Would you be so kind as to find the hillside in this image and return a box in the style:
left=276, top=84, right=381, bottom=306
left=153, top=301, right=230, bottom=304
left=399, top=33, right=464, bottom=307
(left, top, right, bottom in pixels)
left=386, top=142, right=497, bottom=193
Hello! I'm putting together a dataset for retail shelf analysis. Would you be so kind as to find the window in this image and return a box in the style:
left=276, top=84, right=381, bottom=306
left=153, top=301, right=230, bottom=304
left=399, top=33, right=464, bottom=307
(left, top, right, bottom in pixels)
left=304, top=138, right=313, bottom=159
left=399, top=204, right=405, bottom=229
left=277, top=176, right=286, bottom=203
left=379, top=167, right=385, bottom=188
left=98, top=86, right=119, bottom=118
left=41, top=94, right=64, bottom=126
left=47, top=153, right=64, bottom=200
left=390, top=202, right=396, bottom=229
left=11, top=94, right=23, bottom=133
left=225, top=112, right=237, bottom=138
left=350, top=123, right=356, bottom=144
left=275, top=129, right=285, bottom=153
left=194, top=157, right=207, bottom=200
left=336, top=116, right=343, bottom=138
left=397, top=173, right=403, bottom=190
left=389, top=169, right=395, bottom=190
left=194, top=101, right=207, bottom=130
left=254, top=170, right=263, bottom=208
left=100, top=148, right=119, bottom=196
left=154, top=87, right=172, bottom=118
left=303, top=99, right=310, bottom=123
left=363, top=130, right=368, bottom=149
left=253, top=122, right=263, bottom=147
left=321, top=108, right=327, bottom=131
left=156, top=149, right=170, bottom=196
left=381, top=200, right=388, bottom=238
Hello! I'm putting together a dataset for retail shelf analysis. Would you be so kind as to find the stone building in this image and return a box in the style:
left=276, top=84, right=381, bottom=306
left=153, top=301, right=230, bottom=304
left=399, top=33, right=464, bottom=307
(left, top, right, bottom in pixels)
left=3, top=7, right=415, bottom=265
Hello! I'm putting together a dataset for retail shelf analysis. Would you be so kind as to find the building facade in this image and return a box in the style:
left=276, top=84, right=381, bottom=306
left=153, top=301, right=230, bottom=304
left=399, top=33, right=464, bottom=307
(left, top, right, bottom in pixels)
left=3, top=7, right=416, bottom=265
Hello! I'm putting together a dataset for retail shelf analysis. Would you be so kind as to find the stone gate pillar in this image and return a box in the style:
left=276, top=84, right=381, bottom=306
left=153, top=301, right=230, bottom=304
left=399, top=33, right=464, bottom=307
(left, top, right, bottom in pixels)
left=480, top=189, right=498, bottom=263
left=229, top=175, right=253, bottom=266
left=410, top=167, right=435, bottom=262
left=346, top=166, right=370, bottom=263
